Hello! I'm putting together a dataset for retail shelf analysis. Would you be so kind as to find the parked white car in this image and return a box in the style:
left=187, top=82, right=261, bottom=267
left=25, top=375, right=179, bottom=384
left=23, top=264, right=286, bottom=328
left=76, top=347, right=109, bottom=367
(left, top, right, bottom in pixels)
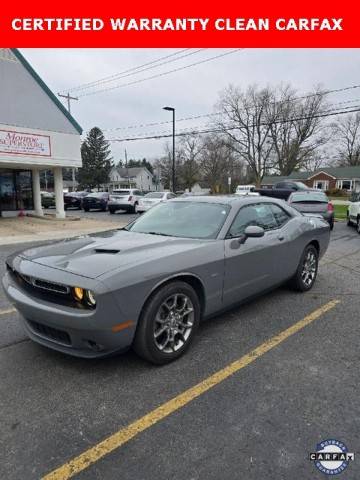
left=108, top=189, right=144, bottom=214
left=347, top=191, right=360, bottom=233
left=136, top=191, right=176, bottom=213
left=235, top=184, right=259, bottom=196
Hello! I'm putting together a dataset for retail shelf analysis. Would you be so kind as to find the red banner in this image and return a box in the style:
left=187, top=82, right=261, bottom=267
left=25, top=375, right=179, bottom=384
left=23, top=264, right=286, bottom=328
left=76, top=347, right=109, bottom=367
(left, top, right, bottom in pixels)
left=0, top=0, right=359, bottom=47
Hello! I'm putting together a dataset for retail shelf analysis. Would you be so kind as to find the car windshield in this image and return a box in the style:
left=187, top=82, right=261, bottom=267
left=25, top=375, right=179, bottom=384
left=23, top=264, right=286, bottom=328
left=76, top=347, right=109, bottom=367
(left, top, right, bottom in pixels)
left=87, top=193, right=106, bottom=198
left=291, top=192, right=328, bottom=203
left=127, top=201, right=231, bottom=239
left=144, top=192, right=164, bottom=199
left=293, top=182, right=309, bottom=190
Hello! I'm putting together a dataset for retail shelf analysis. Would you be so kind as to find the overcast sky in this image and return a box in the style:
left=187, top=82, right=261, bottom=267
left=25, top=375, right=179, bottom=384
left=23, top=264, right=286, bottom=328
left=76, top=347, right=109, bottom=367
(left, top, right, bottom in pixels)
left=21, top=48, right=360, bottom=163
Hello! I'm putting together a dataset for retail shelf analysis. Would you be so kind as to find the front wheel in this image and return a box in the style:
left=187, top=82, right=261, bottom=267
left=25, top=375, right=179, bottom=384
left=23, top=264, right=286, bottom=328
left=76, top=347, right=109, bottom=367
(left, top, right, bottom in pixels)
left=133, top=281, right=200, bottom=364
left=289, top=244, right=319, bottom=292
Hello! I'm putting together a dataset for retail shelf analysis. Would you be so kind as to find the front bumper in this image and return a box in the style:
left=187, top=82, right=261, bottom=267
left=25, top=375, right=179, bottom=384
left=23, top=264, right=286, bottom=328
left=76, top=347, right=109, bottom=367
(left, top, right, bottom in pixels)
left=2, top=265, right=136, bottom=358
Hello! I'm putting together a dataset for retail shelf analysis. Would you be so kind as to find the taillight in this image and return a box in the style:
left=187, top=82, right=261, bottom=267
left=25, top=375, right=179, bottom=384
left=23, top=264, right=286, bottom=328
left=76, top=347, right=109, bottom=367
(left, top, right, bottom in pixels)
left=327, top=202, right=334, bottom=212
left=128, top=196, right=133, bottom=201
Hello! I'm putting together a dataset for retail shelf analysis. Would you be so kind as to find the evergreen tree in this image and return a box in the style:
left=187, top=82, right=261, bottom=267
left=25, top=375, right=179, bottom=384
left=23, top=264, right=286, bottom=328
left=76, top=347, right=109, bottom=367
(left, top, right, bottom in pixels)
left=78, top=127, right=113, bottom=189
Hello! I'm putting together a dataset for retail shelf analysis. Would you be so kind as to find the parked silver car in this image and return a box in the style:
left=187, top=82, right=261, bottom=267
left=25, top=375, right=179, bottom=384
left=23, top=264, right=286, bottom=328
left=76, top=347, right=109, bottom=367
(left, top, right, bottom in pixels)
left=136, top=191, right=176, bottom=213
left=2, top=196, right=330, bottom=364
left=108, top=189, right=144, bottom=214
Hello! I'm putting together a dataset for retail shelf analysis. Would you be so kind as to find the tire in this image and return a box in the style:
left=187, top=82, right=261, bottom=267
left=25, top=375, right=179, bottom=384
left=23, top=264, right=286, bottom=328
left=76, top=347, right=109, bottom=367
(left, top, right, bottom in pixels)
left=132, top=202, right=138, bottom=214
left=357, top=217, right=360, bottom=234
left=133, top=281, right=201, bottom=365
left=329, top=219, right=334, bottom=231
left=84, top=208, right=89, bottom=212
left=289, top=244, right=319, bottom=292
left=109, top=208, right=115, bottom=214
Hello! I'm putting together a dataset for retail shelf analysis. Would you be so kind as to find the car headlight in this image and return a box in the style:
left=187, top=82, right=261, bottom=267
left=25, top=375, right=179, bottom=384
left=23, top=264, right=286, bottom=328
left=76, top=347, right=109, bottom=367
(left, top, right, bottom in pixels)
left=85, top=290, right=96, bottom=307
left=73, top=287, right=84, bottom=301
left=72, top=287, right=96, bottom=308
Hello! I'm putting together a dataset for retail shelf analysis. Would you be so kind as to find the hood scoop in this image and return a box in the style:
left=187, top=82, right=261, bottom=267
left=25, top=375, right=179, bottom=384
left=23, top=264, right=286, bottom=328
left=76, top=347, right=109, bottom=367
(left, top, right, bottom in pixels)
left=94, top=248, right=120, bottom=254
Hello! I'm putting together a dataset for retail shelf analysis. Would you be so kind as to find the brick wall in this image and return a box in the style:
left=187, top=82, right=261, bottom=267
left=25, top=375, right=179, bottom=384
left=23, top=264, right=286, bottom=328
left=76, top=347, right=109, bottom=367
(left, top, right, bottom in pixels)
left=304, top=172, right=336, bottom=190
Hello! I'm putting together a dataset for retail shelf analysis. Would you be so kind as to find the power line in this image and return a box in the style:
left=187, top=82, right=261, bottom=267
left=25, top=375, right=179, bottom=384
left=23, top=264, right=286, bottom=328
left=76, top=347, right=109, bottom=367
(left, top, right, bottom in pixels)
left=107, top=107, right=360, bottom=143
left=102, top=86, right=360, bottom=132
left=105, top=102, right=360, bottom=140
left=78, top=49, right=245, bottom=97
left=65, top=49, right=207, bottom=95
left=63, top=48, right=194, bottom=94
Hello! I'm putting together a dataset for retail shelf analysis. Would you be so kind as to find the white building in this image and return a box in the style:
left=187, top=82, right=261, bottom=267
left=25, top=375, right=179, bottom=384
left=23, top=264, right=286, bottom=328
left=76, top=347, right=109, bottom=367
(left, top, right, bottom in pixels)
left=108, top=166, right=159, bottom=192
left=0, top=48, right=82, bottom=218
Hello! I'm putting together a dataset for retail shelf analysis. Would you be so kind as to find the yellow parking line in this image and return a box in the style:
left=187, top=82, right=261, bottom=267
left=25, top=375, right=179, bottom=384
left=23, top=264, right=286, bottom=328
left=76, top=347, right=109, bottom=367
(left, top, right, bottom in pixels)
left=43, top=299, right=340, bottom=480
left=0, top=307, right=16, bottom=316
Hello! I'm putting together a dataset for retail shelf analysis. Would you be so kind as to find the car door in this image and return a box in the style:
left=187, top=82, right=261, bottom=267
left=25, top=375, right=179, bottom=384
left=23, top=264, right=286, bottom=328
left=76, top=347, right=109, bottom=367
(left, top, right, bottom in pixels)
left=223, top=203, right=290, bottom=307
left=348, top=193, right=360, bottom=222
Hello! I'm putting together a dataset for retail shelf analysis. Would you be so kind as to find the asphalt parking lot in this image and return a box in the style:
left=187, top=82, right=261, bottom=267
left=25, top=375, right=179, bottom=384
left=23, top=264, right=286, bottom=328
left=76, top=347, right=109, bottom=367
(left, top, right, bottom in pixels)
left=0, top=222, right=359, bottom=479
left=67, top=207, right=137, bottom=225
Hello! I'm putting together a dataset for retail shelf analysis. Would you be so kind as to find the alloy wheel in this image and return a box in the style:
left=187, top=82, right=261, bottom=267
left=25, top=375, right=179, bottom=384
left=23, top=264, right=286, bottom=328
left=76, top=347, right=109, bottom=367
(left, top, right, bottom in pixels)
left=301, top=250, right=317, bottom=287
left=153, top=293, right=194, bottom=353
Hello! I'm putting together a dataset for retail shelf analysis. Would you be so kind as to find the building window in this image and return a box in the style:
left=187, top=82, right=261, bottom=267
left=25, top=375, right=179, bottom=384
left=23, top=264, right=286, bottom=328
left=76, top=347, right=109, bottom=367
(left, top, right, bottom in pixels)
left=336, top=180, right=352, bottom=191
left=313, top=180, right=329, bottom=190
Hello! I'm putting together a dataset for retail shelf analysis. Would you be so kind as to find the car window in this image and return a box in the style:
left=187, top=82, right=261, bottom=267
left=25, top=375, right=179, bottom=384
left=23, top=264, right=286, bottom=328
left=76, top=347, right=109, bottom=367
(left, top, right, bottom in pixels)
left=228, top=204, right=278, bottom=237
left=128, top=201, right=231, bottom=239
left=269, top=204, right=291, bottom=227
left=145, top=192, right=163, bottom=199
left=290, top=192, right=328, bottom=203
left=167, top=193, right=176, bottom=199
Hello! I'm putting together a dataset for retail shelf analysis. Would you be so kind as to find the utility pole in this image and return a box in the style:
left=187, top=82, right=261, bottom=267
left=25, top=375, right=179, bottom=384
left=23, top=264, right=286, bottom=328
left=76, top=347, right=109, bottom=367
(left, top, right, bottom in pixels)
left=163, top=106, right=176, bottom=193
left=125, top=149, right=130, bottom=187
left=58, top=92, right=79, bottom=191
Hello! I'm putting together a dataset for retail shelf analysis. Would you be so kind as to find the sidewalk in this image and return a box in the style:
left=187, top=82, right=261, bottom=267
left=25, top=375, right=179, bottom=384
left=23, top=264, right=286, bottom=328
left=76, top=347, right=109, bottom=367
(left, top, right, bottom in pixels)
left=0, top=215, right=128, bottom=246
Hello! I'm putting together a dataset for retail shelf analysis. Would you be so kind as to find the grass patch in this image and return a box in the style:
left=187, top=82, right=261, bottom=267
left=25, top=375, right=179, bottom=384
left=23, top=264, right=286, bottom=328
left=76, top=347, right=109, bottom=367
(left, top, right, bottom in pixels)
left=333, top=204, right=348, bottom=220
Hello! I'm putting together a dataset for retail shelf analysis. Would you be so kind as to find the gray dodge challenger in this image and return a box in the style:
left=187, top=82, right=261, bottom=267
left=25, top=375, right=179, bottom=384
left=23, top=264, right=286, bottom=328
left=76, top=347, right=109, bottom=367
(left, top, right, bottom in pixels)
left=2, top=196, right=330, bottom=364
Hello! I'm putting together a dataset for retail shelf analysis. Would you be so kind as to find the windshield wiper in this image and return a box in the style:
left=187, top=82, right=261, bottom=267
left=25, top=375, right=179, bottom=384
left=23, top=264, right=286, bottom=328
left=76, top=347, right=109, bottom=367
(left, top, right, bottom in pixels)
left=147, top=231, right=173, bottom=237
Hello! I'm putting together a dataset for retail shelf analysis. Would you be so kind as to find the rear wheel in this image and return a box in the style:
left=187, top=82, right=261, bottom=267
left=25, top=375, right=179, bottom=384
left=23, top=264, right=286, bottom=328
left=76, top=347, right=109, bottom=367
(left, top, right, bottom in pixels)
left=109, top=208, right=115, bottom=214
left=84, top=208, right=89, bottom=212
left=329, top=219, right=334, bottom=230
left=289, top=244, right=318, bottom=292
left=133, top=281, right=200, bottom=364
left=357, top=217, right=360, bottom=234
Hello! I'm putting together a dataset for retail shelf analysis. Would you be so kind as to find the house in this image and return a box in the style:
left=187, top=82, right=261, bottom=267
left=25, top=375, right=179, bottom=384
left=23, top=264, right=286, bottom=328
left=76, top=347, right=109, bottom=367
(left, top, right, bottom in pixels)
left=0, top=48, right=82, bottom=218
left=185, top=182, right=211, bottom=194
left=261, top=166, right=360, bottom=192
left=107, top=166, right=157, bottom=192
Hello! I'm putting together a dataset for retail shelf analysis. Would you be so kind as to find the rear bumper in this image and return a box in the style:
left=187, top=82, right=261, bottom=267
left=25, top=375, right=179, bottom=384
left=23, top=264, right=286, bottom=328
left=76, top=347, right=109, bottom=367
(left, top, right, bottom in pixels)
left=2, top=270, right=135, bottom=358
left=108, top=202, right=133, bottom=211
left=136, top=204, right=152, bottom=212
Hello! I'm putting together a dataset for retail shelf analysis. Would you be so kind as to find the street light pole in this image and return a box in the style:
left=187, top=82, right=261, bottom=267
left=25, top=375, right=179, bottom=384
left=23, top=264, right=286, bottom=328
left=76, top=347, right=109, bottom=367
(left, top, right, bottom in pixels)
left=163, top=106, right=176, bottom=192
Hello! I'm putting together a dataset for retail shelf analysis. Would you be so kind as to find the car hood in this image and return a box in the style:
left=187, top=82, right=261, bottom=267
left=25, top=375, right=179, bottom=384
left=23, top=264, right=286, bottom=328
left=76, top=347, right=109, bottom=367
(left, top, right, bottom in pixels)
left=18, top=230, right=206, bottom=279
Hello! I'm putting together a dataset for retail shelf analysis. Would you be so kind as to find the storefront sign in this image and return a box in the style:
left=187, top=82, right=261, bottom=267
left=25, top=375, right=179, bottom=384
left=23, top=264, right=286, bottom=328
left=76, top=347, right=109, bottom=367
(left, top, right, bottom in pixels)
left=0, top=129, right=51, bottom=157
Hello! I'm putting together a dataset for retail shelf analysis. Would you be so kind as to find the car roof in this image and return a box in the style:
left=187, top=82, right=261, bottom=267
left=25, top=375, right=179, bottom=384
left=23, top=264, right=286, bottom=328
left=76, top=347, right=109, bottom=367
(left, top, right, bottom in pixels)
left=172, top=195, right=287, bottom=207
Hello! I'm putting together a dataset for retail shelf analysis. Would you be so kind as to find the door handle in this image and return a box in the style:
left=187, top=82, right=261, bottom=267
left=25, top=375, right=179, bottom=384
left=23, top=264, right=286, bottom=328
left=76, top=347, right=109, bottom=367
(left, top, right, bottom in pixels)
left=278, top=235, right=285, bottom=241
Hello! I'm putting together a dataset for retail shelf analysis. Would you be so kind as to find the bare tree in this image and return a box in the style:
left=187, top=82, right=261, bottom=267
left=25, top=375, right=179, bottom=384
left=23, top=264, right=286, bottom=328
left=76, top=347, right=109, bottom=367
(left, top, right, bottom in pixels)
left=216, top=85, right=276, bottom=187
left=200, top=135, right=239, bottom=193
left=177, top=134, right=203, bottom=191
left=269, top=86, right=328, bottom=175
left=332, top=113, right=360, bottom=166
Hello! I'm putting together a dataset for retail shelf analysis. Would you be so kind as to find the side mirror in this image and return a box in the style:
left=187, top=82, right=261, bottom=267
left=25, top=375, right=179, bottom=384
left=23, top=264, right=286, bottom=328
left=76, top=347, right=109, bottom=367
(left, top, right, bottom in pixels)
left=244, top=225, right=265, bottom=238
left=230, top=225, right=265, bottom=249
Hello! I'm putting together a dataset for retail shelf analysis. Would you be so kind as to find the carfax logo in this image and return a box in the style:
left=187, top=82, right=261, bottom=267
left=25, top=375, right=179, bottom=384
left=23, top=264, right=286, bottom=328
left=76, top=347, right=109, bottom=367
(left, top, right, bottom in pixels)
left=310, top=439, right=354, bottom=475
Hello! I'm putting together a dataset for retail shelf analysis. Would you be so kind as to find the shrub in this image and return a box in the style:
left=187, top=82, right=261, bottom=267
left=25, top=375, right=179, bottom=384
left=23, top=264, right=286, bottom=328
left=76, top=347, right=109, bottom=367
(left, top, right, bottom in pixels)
left=325, top=188, right=349, bottom=197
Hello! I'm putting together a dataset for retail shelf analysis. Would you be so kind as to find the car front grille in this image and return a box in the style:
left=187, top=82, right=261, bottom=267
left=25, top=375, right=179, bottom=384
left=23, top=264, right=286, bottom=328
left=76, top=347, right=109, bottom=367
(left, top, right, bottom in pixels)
left=28, top=320, right=71, bottom=346
left=32, top=278, right=70, bottom=295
